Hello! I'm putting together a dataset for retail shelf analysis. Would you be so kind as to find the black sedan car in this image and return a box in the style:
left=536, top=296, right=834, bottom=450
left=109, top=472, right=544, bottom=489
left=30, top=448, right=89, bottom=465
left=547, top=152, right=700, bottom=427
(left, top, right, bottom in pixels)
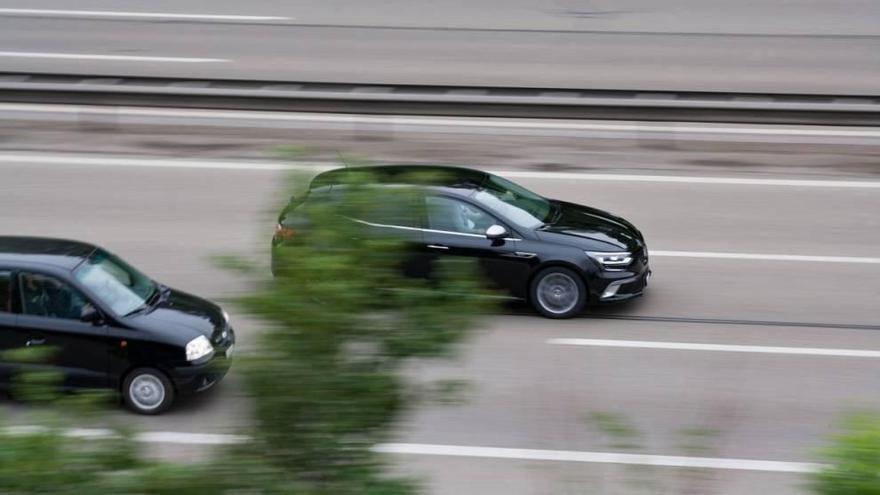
left=0, top=237, right=234, bottom=414
left=273, top=166, right=650, bottom=318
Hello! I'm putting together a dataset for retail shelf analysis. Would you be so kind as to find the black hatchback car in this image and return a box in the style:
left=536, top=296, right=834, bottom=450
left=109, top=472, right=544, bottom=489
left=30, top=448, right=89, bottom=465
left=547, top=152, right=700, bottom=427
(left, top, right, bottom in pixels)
left=273, top=166, right=650, bottom=318
left=0, top=237, right=234, bottom=414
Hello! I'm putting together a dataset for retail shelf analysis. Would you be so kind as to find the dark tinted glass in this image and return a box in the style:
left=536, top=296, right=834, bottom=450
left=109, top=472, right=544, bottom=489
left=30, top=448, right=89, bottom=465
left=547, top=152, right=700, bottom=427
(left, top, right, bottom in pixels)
left=426, top=196, right=497, bottom=235
left=361, top=189, right=421, bottom=228
left=0, top=270, right=10, bottom=313
left=474, top=175, right=552, bottom=229
left=19, top=272, right=89, bottom=320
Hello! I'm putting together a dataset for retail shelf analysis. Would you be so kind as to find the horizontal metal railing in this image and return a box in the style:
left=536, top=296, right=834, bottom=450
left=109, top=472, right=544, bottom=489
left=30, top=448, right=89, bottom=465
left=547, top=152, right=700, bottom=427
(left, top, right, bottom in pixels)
left=1, top=72, right=879, bottom=125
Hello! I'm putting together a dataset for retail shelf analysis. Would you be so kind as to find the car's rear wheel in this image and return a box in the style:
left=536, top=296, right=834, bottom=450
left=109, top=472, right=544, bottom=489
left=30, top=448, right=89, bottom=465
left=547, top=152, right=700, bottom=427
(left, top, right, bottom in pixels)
left=123, top=367, right=174, bottom=415
left=530, top=267, right=587, bottom=319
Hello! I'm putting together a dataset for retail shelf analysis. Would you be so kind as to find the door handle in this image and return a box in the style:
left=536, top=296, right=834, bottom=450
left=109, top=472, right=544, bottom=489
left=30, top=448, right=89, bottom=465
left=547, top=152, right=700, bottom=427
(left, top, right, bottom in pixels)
left=427, top=244, right=450, bottom=250
left=26, top=337, right=46, bottom=347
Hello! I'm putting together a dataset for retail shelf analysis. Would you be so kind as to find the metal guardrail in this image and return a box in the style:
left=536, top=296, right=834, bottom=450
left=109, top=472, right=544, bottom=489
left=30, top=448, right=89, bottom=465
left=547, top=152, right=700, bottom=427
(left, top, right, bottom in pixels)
left=1, top=72, right=879, bottom=125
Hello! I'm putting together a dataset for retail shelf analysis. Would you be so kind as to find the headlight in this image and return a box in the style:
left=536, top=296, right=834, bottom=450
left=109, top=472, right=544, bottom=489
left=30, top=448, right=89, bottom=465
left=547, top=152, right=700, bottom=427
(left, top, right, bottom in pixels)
left=186, top=335, right=214, bottom=362
left=586, top=251, right=633, bottom=271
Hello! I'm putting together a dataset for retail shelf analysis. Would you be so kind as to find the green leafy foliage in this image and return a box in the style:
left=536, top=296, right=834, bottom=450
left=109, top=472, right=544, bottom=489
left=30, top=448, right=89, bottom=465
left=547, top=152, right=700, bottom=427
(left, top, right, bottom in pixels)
left=812, top=413, right=880, bottom=494
left=1, top=346, right=63, bottom=403
left=235, top=169, right=489, bottom=492
left=0, top=427, right=141, bottom=495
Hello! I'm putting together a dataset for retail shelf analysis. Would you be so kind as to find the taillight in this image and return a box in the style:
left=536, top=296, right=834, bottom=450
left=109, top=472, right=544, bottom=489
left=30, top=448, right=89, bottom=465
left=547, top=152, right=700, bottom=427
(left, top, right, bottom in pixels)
left=274, top=223, right=296, bottom=241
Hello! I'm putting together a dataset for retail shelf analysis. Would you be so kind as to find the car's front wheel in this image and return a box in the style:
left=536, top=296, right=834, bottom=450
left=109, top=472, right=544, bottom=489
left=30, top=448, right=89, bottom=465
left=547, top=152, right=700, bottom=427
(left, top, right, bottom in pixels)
left=530, top=267, right=587, bottom=319
left=123, top=367, right=174, bottom=415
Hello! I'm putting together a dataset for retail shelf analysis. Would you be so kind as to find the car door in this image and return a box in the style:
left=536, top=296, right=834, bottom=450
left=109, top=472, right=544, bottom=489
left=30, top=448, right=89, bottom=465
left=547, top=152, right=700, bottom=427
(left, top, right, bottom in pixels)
left=0, top=269, right=19, bottom=385
left=14, top=271, right=112, bottom=389
left=423, top=194, right=532, bottom=295
left=354, top=187, right=430, bottom=279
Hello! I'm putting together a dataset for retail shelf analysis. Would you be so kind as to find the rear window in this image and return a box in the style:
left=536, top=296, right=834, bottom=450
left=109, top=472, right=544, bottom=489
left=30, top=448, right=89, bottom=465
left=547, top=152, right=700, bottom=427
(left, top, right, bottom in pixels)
left=0, top=270, right=12, bottom=313
left=359, top=188, right=422, bottom=228
left=305, top=184, right=424, bottom=229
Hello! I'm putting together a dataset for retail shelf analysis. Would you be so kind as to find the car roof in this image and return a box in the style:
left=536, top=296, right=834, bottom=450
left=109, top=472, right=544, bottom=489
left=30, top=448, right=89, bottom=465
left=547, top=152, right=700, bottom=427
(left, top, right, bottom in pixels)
left=310, top=165, right=490, bottom=196
left=0, top=236, right=98, bottom=271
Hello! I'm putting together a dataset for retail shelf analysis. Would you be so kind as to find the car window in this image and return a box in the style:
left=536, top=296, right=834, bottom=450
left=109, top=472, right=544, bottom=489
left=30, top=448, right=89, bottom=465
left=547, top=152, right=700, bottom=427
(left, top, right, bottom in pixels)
left=472, top=190, right=547, bottom=230
left=18, top=272, right=90, bottom=321
left=360, top=188, right=422, bottom=228
left=426, top=196, right=498, bottom=235
left=0, top=270, right=11, bottom=313
left=74, top=249, right=154, bottom=317
left=475, top=174, right=552, bottom=229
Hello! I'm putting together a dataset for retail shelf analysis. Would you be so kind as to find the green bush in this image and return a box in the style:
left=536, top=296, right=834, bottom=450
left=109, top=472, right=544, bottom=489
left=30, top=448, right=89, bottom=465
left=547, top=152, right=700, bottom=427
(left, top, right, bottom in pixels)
left=233, top=169, right=488, bottom=493
left=812, top=413, right=880, bottom=494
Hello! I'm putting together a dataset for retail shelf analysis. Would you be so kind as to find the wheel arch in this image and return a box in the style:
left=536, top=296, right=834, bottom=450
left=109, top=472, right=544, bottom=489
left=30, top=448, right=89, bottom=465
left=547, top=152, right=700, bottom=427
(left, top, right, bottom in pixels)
left=118, top=363, right=178, bottom=395
left=526, top=261, right=594, bottom=302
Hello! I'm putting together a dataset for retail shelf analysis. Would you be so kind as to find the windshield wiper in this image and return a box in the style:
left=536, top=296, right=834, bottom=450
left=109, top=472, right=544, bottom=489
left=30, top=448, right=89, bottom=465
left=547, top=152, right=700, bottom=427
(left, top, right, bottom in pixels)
left=123, top=303, right=150, bottom=318
left=156, top=282, right=171, bottom=301
left=551, top=202, right=563, bottom=222
left=123, top=285, right=163, bottom=317
left=538, top=203, right=562, bottom=229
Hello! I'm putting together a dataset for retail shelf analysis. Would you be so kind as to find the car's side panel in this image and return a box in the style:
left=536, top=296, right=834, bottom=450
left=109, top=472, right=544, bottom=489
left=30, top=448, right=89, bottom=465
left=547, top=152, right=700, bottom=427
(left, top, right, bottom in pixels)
left=0, top=313, right=19, bottom=386
left=423, top=230, right=533, bottom=297
left=105, top=327, right=186, bottom=391
left=14, top=313, right=112, bottom=389
left=0, top=269, right=16, bottom=385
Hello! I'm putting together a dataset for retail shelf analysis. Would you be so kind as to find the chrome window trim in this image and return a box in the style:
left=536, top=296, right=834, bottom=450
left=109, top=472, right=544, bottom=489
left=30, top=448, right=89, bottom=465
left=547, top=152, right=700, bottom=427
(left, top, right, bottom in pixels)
left=349, top=217, right=521, bottom=241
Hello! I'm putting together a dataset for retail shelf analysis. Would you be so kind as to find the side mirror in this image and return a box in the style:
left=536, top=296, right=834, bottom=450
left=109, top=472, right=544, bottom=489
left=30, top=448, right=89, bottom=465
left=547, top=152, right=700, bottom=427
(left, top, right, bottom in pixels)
left=80, top=304, right=102, bottom=325
left=485, top=224, right=508, bottom=240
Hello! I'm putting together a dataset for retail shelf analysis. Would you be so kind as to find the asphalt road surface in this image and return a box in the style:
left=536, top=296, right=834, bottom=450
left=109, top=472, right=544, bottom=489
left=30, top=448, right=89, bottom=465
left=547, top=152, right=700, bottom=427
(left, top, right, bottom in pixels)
left=1, top=108, right=879, bottom=494
left=0, top=0, right=878, bottom=94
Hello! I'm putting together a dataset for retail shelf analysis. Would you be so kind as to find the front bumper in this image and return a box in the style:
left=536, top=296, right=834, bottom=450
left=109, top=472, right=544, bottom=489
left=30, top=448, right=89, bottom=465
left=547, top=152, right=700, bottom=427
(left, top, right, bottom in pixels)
left=591, top=244, right=651, bottom=303
left=170, top=328, right=235, bottom=395
left=596, top=268, right=651, bottom=303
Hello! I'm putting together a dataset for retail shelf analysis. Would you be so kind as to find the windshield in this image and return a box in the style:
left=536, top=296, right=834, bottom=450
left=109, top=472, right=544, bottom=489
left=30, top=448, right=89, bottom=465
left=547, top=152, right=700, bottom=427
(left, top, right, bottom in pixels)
left=473, top=175, right=553, bottom=229
left=74, top=249, right=156, bottom=316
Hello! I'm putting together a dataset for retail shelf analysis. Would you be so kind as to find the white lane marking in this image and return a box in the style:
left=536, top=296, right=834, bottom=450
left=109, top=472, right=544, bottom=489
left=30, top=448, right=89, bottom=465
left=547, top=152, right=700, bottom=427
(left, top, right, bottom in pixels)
left=4, top=426, right=250, bottom=445
left=2, top=427, right=821, bottom=473
left=548, top=338, right=880, bottom=358
left=375, top=443, right=822, bottom=473
left=2, top=153, right=879, bottom=189
left=1, top=103, right=879, bottom=139
left=0, top=8, right=291, bottom=21
left=137, top=431, right=251, bottom=445
left=0, top=52, right=226, bottom=63
left=0, top=153, right=299, bottom=170
left=652, top=250, right=880, bottom=264
left=494, top=170, right=880, bottom=189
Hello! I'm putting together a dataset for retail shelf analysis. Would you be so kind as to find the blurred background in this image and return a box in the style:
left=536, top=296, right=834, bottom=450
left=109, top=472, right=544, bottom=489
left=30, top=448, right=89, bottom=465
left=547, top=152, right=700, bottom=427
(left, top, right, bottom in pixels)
left=0, top=1, right=879, bottom=494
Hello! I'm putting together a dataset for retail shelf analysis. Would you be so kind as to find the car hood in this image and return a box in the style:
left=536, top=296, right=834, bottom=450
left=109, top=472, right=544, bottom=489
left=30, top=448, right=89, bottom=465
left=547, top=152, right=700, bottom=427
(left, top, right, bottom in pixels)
left=126, top=288, right=226, bottom=346
left=537, top=200, right=643, bottom=251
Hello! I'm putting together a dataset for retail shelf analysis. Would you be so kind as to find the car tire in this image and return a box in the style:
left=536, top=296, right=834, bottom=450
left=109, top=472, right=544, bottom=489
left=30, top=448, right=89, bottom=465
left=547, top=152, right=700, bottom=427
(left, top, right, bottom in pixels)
left=122, top=367, right=174, bottom=415
left=529, top=266, right=587, bottom=319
